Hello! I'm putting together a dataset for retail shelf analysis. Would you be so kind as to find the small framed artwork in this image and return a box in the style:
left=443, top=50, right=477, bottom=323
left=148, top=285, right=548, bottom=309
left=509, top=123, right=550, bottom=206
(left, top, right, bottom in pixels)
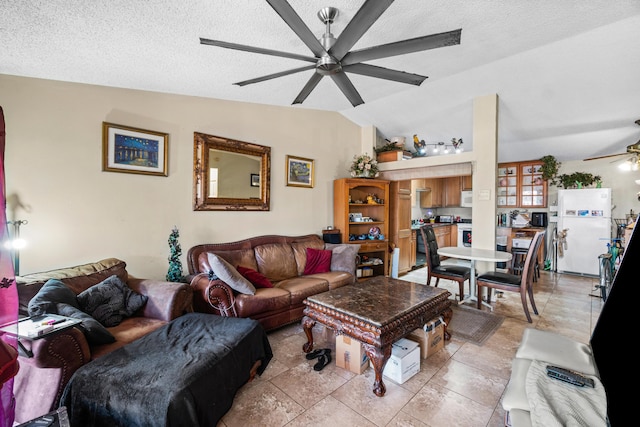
left=102, top=122, right=169, bottom=176
left=286, top=155, right=314, bottom=188
left=250, top=173, right=260, bottom=187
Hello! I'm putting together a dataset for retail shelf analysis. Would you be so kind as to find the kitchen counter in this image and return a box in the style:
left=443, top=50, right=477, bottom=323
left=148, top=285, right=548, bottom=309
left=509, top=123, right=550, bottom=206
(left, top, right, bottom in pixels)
left=411, top=223, right=454, bottom=230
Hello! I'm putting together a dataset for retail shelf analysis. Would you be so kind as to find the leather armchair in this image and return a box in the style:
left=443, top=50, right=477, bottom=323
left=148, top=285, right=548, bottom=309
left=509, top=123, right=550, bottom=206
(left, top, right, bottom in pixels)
left=14, top=258, right=193, bottom=424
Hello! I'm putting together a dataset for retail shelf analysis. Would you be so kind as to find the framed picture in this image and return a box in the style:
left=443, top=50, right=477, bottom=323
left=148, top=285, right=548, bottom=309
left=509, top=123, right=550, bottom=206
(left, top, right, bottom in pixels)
left=286, top=155, right=314, bottom=188
left=102, top=122, right=168, bottom=176
left=250, top=173, right=260, bottom=187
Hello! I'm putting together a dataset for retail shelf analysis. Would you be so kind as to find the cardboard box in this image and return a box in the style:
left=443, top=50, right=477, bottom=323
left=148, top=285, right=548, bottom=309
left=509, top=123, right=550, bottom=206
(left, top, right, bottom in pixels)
left=407, top=317, right=445, bottom=359
left=336, top=335, right=369, bottom=374
left=382, top=337, right=420, bottom=384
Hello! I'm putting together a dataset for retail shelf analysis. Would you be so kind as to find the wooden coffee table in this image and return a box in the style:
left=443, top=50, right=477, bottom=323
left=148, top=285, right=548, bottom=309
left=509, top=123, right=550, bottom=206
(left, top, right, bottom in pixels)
left=302, top=276, right=452, bottom=397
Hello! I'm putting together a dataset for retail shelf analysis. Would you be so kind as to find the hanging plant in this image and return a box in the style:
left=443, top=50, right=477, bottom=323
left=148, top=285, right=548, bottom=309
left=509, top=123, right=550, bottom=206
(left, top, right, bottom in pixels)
left=556, top=172, right=602, bottom=189
left=539, top=155, right=560, bottom=185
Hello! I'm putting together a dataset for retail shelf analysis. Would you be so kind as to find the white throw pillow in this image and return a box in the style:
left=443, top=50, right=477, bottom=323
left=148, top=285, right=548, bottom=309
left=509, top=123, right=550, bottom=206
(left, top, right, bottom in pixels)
left=324, top=243, right=361, bottom=279
left=207, top=253, right=256, bottom=295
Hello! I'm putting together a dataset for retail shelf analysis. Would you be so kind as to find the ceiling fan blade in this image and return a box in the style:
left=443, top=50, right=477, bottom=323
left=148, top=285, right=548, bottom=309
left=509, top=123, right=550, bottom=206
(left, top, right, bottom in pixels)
left=292, top=73, right=323, bottom=105
left=234, top=65, right=316, bottom=86
left=343, top=63, right=427, bottom=85
left=200, top=38, right=316, bottom=63
left=266, top=0, right=326, bottom=58
left=330, top=73, right=364, bottom=107
left=583, top=152, right=627, bottom=161
left=330, top=0, right=394, bottom=60
left=342, top=29, right=462, bottom=65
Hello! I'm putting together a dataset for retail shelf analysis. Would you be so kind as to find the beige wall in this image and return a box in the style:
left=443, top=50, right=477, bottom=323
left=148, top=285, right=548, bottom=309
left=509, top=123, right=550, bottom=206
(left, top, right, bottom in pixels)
left=1, top=74, right=362, bottom=279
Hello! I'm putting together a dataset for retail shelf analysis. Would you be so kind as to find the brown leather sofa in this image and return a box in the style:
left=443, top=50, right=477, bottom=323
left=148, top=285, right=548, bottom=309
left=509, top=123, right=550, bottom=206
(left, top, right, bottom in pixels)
left=13, top=258, right=193, bottom=424
left=187, top=234, right=358, bottom=331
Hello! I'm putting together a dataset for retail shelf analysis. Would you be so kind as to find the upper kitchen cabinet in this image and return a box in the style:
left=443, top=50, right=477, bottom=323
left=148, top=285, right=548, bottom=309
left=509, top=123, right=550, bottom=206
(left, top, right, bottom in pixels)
left=420, top=178, right=442, bottom=207
left=462, top=175, right=472, bottom=190
left=497, top=163, right=519, bottom=208
left=497, top=161, right=547, bottom=208
left=443, top=176, right=462, bottom=207
left=519, top=161, right=547, bottom=207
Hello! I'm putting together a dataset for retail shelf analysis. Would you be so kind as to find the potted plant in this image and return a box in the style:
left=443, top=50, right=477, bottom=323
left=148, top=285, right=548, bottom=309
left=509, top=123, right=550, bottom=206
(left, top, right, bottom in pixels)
left=540, top=155, right=560, bottom=185
left=556, top=172, right=602, bottom=189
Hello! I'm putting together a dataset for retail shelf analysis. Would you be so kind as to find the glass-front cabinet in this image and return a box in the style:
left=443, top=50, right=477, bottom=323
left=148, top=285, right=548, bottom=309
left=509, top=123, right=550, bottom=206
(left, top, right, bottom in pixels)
left=497, top=160, right=547, bottom=208
left=519, top=162, right=546, bottom=207
left=497, top=163, right=518, bottom=208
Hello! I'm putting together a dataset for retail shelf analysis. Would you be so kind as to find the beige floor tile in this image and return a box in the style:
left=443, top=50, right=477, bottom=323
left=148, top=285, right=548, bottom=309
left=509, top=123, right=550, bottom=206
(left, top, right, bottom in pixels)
left=220, top=380, right=304, bottom=427
left=270, top=360, right=349, bottom=409
left=429, top=359, right=508, bottom=408
left=331, top=370, right=415, bottom=426
left=402, top=383, right=495, bottom=427
left=385, top=411, right=430, bottom=427
left=285, top=395, right=377, bottom=427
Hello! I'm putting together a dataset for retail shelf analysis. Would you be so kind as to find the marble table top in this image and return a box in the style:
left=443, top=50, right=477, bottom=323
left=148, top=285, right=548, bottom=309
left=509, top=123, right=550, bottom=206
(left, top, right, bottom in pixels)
left=305, top=276, right=450, bottom=327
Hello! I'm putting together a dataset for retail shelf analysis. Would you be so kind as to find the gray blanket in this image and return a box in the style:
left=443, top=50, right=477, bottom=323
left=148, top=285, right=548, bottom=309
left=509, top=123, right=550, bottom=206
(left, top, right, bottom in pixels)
left=61, top=313, right=272, bottom=426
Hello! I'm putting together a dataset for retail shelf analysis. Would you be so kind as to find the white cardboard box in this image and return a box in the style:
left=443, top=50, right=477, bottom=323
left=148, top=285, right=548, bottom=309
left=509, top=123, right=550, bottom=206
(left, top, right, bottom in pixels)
left=407, top=317, right=445, bottom=359
left=336, top=335, right=369, bottom=374
left=382, top=337, right=420, bottom=384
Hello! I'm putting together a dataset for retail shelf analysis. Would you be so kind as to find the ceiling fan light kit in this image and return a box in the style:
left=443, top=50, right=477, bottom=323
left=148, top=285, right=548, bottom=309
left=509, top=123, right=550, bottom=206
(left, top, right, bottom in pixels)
left=200, top=0, right=462, bottom=107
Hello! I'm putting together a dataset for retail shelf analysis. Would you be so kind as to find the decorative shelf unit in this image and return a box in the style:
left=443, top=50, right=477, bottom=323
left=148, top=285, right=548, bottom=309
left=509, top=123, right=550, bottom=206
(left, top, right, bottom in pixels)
left=333, top=178, right=390, bottom=278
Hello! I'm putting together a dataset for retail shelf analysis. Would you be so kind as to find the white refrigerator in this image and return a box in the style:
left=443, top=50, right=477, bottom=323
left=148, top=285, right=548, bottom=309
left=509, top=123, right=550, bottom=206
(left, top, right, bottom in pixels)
left=556, top=188, right=612, bottom=276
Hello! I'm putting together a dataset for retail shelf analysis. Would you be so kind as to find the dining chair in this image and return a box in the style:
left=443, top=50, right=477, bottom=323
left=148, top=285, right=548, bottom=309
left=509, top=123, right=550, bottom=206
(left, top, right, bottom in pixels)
left=419, top=225, right=471, bottom=301
left=476, top=231, right=545, bottom=322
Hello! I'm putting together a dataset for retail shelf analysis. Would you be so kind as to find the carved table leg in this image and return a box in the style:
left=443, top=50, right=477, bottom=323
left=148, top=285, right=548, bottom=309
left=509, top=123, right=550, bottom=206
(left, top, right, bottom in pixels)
left=441, top=307, right=453, bottom=341
left=302, top=316, right=316, bottom=353
left=363, top=343, right=392, bottom=397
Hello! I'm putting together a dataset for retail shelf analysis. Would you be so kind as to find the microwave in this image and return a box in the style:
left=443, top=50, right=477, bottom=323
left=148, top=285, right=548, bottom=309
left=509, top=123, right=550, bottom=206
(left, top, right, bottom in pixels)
left=461, top=190, right=473, bottom=207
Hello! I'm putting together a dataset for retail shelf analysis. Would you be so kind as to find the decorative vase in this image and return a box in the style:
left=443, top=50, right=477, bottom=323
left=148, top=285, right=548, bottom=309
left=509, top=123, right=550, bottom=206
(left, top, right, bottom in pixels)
left=354, top=170, right=373, bottom=178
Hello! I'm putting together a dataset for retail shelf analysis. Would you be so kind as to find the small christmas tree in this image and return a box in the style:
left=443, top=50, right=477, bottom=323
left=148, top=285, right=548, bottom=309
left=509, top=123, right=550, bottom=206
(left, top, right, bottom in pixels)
left=166, top=226, right=184, bottom=282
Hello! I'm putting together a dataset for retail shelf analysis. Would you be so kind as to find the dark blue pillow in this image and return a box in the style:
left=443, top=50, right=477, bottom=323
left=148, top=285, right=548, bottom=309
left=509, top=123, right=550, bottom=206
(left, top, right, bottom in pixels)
left=28, top=279, right=115, bottom=344
left=77, top=275, right=148, bottom=327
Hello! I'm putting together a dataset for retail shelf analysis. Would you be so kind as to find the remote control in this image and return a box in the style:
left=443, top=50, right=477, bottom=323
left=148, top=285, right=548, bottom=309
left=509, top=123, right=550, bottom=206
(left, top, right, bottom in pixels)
left=546, top=365, right=595, bottom=388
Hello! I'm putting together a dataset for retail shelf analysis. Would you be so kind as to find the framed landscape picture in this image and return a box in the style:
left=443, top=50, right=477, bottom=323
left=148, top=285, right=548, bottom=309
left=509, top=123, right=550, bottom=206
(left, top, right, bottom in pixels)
left=286, top=155, right=314, bottom=188
left=102, top=122, right=169, bottom=176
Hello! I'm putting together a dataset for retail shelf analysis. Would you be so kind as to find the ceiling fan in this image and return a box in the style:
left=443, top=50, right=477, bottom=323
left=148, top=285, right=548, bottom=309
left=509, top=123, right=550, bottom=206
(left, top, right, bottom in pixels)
left=584, top=119, right=640, bottom=169
left=200, top=0, right=461, bottom=107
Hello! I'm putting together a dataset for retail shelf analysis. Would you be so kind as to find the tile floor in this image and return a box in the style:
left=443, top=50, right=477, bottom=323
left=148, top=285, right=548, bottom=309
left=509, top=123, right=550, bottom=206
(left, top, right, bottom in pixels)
left=218, top=263, right=604, bottom=427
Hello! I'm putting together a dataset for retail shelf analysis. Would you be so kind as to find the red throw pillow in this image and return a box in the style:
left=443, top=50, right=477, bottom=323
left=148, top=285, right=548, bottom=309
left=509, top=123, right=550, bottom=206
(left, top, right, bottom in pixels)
left=303, top=248, right=332, bottom=275
left=236, top=265, right=274, bottom=288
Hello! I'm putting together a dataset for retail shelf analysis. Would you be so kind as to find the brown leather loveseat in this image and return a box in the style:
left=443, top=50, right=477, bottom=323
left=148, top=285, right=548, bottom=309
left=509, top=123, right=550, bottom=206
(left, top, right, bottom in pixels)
left=187, top=234, right=359, bottom=331
left=13, top=258, right=193, bottom=424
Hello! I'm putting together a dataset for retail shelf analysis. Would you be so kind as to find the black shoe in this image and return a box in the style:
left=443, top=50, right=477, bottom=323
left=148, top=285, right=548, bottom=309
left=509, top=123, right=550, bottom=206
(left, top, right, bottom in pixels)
left=313, top=353, right=332, bottom=371
left=305, top=348, right=330, bottom=360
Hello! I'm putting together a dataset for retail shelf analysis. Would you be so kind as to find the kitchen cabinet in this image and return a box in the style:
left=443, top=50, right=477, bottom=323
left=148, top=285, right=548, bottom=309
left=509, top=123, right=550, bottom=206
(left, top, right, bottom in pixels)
left=497, top=161, right=547, bottom=208
left=410, top=179, right=424, bottom=206
left=462, top=175, right=472, bottom=190
left=443, top=176, right=462, bottom=207
left=390, top=180, right=412, bottom=275
left=410, top=229, right=417, bottom=268
left=432, top=225, right=452, bottom=250
left=333, top=178, right=390, bottom=278
left=418, top=175, right=472, bottom=208
left=420, top=178, right=442, bottom=207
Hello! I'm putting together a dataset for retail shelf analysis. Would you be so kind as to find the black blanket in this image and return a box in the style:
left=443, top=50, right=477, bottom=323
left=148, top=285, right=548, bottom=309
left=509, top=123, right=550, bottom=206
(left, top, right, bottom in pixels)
left=61, top=313, right=272, bottom=427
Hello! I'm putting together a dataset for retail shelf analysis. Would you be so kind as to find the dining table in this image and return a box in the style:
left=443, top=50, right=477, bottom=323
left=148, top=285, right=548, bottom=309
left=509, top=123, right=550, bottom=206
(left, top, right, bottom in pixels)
left=437, top=246, right=512, bottom=309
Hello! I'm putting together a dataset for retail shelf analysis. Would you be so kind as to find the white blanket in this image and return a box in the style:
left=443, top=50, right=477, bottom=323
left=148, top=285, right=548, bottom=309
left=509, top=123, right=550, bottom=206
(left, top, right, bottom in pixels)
left=525, top=360, right=607, bottom=427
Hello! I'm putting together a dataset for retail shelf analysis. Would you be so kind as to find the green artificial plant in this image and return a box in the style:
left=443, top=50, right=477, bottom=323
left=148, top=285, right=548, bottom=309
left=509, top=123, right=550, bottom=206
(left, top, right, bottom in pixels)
left=539, top=155, right=560, bottom=186
left=166, top=226, right=185, bottom=282
left=374, top=141, right=403, bottom=153
left=556, top=172, right=602, bottom=189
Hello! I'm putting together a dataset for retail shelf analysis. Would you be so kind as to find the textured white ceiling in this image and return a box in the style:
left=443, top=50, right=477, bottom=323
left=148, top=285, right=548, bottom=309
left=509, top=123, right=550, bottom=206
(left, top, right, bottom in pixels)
left=1, top=0, right=639, bottom=162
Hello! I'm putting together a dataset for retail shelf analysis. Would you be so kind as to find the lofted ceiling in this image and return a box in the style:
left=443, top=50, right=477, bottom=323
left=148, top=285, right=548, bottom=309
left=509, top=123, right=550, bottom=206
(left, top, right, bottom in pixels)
left=1, top=0, right=639, bottom=163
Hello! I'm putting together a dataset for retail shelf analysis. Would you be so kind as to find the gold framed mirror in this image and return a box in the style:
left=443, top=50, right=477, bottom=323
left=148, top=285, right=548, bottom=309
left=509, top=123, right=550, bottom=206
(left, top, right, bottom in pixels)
left=193, top=132, right=271, bottom=211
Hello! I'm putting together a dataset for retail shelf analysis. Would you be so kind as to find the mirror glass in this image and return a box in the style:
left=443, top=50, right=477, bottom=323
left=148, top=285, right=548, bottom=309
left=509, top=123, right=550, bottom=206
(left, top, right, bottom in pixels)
left=194, top=132, right=270, bottom=211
